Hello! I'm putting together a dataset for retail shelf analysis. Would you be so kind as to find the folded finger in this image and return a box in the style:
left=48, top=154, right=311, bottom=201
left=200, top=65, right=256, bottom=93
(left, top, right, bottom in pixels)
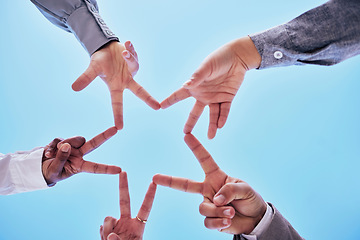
left=199, top=199, right=235, bottom=218
left=153, top=174, right=202, bottom=194
left=218, top=102, right=231, bottom=128
left=100, top=225, right=104, bottom=240
left=122, top=50, right=139, bottom=77
left=124, top=41, right=138, bottom=60
left=107, top=233, right=121, bottom=240
left=103, top=216, right=117, bottom=239
left=204, top=217, right=231, bottom=230
left=45, top=138, right=62, bottom=158
left=48, top=143, right=71, bottom=179
left=80, top=127, right=118, bottom=155
left=183, top=101, right=206, bottom=134
left=160, top=88, right=191, bottom=109
left=208, top=103, right=220, bottom=139
left=127, top=79, right=160, bottom=110
left=137, top=182, right=157, bottom=221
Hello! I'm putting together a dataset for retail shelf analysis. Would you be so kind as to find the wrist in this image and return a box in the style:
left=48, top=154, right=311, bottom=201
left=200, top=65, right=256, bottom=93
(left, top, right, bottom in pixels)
left=229, top=36, right=261, bottom=70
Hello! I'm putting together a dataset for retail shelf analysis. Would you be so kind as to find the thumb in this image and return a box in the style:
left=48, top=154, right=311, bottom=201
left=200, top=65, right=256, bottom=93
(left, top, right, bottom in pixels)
left=183, top=61, right=211, bottom=89
left=72, top=63, right=98, bottom=91
left=213, top=182, right=252, bottom=206
left=107, top=233, right=121, bottom=240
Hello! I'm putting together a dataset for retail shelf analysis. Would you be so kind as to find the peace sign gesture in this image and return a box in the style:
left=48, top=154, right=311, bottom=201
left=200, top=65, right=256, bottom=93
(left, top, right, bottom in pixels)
left=153, top=134, right=267, bottom=235
left=42, top=127, right=121, bottom=186
left=100, top=172, right=157, bottom=240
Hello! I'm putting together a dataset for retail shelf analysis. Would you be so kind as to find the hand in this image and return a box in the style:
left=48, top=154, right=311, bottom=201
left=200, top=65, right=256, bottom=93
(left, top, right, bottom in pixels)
left=153, top=133, right=266, bottom=234
left=100, top=172, right=157, bottom=240
left=161, top=37, right=261, bottom=139
left=42, top=127, right=121, bottom=186
left=72, top=41, right=160, bottom=130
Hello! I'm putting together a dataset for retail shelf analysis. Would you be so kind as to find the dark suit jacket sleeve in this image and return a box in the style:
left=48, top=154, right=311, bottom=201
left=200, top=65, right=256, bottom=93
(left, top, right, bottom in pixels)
left=250, top=0, right=360, bottom=69
left=30, top=0, right=119, bottom=55
left=233, top=203, right=304, bottom=240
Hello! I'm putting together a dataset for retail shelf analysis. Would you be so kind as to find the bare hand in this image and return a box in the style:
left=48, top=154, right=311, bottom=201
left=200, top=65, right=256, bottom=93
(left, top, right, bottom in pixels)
left=72, top=41, right=160, bottom=130
left=153, top=133, right=266, bottom=234
left=161, top=37, right=261, bottom=139
left=42, top=127, right=121, bottom=186
left=100, top=172, right=157, bottom=240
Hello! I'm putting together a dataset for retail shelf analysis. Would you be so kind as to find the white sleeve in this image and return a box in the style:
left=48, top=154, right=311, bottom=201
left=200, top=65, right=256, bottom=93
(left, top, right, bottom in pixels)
left=0, top=147, right=49, bottom=195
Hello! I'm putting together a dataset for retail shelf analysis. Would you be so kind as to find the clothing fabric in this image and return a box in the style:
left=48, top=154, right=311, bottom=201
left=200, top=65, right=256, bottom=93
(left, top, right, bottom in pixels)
left=30, top=0, right=119, bottom=55
left=234, top=203, right=304, bottom=240
left=0, top=148, right=48, bottom=195
left=250, top=0, right=360, bottom=69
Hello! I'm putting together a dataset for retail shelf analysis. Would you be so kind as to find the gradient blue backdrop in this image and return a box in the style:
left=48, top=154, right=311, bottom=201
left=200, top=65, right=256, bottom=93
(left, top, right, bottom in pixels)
left=1, top=1, right=359, bottom=239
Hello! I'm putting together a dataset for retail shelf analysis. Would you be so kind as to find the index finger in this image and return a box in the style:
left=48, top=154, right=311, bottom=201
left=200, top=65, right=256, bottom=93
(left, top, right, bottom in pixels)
left=160, top=88, right=191, bottom=109
left=80, top=127, right=118, bottom=155
left=184, top=134, right=220, bottom=175
left=137, top=182, right=157, bottom=221
left=119, top=172, right=131, bottom=218
left=127, top=79, right=160, bottom=110
left=153, top=174, right=203, bottom=194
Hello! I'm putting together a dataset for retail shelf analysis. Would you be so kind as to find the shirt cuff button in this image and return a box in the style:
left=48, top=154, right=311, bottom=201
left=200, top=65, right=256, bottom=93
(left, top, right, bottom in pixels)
left=274, top=51, right=283, bottom=59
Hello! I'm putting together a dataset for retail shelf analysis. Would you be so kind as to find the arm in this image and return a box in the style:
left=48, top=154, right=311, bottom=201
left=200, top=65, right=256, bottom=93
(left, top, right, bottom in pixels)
left=30, top=0, right=117, bottom=55
left=31, top=0, right=160, bottom=129
left=0, top=148, right=48, bottom=195
left=160, top=0, right=360, bottom=139
left=250, top=0, right=360, bottom=69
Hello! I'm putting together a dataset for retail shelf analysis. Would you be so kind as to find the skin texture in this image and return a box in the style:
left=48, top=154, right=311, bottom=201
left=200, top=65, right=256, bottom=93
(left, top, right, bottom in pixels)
left=72, top=40, right=160, bottom=130
left=153, top=133, right=267, bottom=235
left=100, top=172, right=157, bottom=240
left=161, top=37, right=261, bottom=139
left=42, top=126, right=121, bottom=186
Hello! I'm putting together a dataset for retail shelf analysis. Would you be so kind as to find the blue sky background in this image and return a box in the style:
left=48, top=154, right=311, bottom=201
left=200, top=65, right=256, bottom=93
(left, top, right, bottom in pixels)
left=1, top=0, right=360, bottom=239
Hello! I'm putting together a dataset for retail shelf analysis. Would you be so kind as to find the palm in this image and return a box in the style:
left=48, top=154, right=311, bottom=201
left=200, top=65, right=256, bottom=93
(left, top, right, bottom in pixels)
left=72, top=41, right=159, bottom=130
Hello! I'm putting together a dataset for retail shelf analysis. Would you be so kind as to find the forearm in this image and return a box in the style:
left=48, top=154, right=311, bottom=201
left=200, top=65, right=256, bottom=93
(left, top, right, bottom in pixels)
left=30, top=0, right=119, bottom=55
left=250, top=0, right=360, bottom=69
left=0, top=148, right=48, bottom=195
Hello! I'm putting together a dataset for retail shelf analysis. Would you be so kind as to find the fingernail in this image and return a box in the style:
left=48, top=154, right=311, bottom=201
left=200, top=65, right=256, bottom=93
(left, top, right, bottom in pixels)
left=61, top=144, right=70, bottom=153
left=223, top=218, right=230, bottom=226
left=124, top=51, right=130, bottom=58
left=223, top=209, right=231, bottom=216
left=45, top=151, right=51, bottom=158
left=214, top=194, right=225, bottom=205
left=183, top=80, right=192, bottom=87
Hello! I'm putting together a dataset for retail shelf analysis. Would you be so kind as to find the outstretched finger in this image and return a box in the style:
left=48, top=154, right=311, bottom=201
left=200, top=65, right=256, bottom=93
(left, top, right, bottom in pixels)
left=119, top=172, right=131, bottom=218
left=110, top=88, right=124, bottom=130
left=153, top=174, right=202, bottom=194
left=127, top=79, right=160, bottom=110
left=79, top=160, right=121, bottom=174
left=80, top=127, right=118, bottom=155
left=137, top=182, right=157, bottom=222
left=218, top=102, right=231, bottom=129
left=160, top=88, right=191, bottom=109
left=72, top=63, right=98, bottom=91
left=184, top=133, right=220, bottom=175
left=183, top=101, right=206, bottom=134
left=208, top=103, right=220, bottom=139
